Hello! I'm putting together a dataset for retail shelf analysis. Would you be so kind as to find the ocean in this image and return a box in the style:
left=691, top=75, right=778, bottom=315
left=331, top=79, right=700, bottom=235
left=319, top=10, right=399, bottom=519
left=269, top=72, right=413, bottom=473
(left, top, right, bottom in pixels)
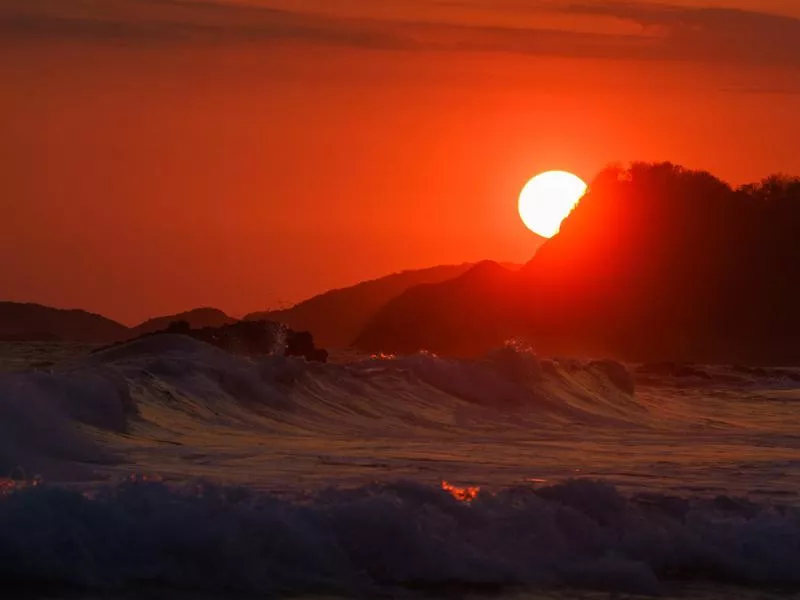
left=1, top=335, right=799, bottom=599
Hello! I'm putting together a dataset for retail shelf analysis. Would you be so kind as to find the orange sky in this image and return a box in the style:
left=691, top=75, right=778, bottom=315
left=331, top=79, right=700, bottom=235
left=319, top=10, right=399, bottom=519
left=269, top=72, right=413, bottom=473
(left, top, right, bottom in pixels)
left=2, top=0, right=800, bottom=324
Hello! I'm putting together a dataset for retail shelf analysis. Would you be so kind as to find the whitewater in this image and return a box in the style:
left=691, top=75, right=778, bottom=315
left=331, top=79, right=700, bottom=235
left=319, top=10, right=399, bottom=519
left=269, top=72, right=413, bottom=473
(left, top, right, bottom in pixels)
left=1, top=335, right=799, bottom=598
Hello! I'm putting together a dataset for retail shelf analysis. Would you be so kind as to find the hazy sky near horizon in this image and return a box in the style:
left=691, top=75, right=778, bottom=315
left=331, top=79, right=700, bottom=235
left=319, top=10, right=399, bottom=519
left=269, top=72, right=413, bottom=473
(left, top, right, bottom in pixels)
left=3, top=0, right=800, bottom=324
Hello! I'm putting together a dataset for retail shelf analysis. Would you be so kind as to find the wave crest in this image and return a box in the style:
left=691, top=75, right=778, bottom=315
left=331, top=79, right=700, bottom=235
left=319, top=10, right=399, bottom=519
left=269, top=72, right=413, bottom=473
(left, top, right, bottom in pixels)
left=0, top=479, right=798, bottom=596
left=0, top=340, right=650, bottom=479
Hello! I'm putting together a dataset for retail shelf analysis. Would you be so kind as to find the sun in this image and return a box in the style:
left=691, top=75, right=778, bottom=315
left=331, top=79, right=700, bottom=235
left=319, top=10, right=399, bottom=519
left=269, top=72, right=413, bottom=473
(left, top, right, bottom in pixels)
left=518, top=171, right=587, bottom=238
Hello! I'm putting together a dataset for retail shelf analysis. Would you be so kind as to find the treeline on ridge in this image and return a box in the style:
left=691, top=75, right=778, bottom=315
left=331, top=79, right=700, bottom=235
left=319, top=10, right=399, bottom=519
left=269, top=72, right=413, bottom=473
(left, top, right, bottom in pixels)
left=355, top=163, right=800, bottom=365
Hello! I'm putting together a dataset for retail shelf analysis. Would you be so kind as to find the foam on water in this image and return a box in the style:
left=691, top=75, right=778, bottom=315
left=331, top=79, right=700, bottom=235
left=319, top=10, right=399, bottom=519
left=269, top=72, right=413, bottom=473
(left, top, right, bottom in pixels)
left=1, top=338, right=798, bottom=488
left=1, top=336, right=799, bottom=597
left=0, top=337, right=655, bottom=480
left=1, top=478, right=799, bottom=596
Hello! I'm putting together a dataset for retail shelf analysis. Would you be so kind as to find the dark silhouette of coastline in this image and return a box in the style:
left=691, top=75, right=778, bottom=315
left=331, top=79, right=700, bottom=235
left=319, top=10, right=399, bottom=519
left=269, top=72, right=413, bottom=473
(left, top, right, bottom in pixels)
left=94, top=319, right=329, bottom=363
left=0, top=304, right=238, bottom=344
left=356, top=163, right=800, bottom=365
left=129, top=308, right=236, bottom=338
left=0, top=302, right=128, bottom=343
left=0, top=264, right=505, bottom=347
left=6, top=162, right=800, bottom=365
left=244, top=263, right=521, bottom=348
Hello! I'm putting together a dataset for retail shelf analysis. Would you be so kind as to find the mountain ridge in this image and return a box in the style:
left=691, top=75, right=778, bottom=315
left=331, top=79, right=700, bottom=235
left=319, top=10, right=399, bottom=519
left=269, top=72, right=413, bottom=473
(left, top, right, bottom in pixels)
left=0, top=301, right=129, bottom=343
left=245, top=262, right=522, bottom=348
left=354, top=261, right=521, bottom=356
left=354, top=163, right=800, bottom=365
left=1, top=262, right=524, bottom=346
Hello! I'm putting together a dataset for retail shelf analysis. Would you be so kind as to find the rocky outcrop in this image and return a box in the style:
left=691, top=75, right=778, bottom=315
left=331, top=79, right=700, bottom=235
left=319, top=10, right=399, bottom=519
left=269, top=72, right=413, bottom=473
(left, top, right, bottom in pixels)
left=285, top=330, right=329, bottom=363
left=96, top=319, right=329, bottom=363
left=130, top=308, right=236, bottom=338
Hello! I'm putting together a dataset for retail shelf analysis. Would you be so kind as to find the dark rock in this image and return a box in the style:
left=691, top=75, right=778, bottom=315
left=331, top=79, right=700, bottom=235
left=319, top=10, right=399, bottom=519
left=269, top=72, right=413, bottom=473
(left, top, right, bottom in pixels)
left=94, top=319, right=329, bottom=362
left=285, top=330, right=328, bottom=363
left=94, top=320, right=278, bottom=356
left=309, top=348, right=329, bottom=363
left=131, top=308, right=235, bottom=338
left=166, top=320, right=192, bottom=335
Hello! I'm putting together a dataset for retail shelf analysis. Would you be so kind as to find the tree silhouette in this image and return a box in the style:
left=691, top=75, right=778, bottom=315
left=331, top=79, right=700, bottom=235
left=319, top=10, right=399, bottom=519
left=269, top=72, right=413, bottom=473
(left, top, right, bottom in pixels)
left=357, top=162, right=800, bottom=364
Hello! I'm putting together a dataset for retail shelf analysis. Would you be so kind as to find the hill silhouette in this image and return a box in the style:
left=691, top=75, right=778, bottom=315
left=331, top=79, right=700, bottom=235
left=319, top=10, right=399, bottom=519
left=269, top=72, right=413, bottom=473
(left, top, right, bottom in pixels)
left=0, top=264, right=522, bottom=347
left=245, top=263, right=518, bottom=348
left=0, top=302, right=128, bottom=343
left=354, top=261, right=520, bottom=356
left=355, top=163, right=800, bottom=365
left=130, top=308, right=236, bottom=338
left=524, top=163, right=800, bottom=363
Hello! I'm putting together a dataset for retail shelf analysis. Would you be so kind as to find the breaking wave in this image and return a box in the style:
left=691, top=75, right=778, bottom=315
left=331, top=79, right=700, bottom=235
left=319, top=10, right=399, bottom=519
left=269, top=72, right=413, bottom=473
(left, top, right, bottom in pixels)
left=1, top=478, right=798, bottom=596
left=0, top=336, right=647, bottom=479
left=2, top=336, right=800, bottom=596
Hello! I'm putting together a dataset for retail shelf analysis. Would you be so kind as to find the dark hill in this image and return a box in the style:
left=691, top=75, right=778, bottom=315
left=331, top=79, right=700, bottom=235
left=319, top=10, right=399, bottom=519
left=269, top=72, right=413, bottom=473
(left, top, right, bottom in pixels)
left=245, top=263, right=520, bottom=348
left=354, top=261, right=520, bottom=356
left=0, top=302, right=128, bottom=343
left=355, top=163, right=800, bottom=365
left=130, top=308, right=235, bottom=338
left=522, top=164, right=800, bottom=363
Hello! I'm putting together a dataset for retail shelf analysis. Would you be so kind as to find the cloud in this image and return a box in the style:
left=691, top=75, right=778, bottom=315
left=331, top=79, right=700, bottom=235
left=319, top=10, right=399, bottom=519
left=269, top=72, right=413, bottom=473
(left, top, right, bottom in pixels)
left=558, top=2, right=800, bottom=65
left=0, top=0, right=413, bottom=48
left=2, top=0, right=800, bottom=68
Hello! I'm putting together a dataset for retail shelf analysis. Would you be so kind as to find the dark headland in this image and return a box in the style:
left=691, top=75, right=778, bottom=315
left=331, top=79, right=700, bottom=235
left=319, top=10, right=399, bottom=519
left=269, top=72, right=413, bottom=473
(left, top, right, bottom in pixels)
left=4, top=163, right=800, bottom=366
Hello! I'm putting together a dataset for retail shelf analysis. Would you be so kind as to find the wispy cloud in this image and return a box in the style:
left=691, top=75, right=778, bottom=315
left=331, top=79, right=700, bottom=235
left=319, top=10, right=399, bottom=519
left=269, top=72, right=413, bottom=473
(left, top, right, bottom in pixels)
left=0, top=0, right=413, bottom=48
left=2, top=0, right=800, bottom=68
left=559, top=1, right=800, bottom=65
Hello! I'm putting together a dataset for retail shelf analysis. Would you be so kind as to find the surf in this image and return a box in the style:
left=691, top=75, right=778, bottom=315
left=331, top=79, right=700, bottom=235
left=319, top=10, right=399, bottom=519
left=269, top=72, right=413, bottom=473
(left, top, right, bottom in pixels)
left=1, top=478, right=799, bottom=597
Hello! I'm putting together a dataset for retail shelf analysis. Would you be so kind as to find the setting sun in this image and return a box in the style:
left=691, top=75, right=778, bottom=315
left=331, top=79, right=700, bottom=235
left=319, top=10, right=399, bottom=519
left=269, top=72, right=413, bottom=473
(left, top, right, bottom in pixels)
left=518, top=171, right=587, bottom=238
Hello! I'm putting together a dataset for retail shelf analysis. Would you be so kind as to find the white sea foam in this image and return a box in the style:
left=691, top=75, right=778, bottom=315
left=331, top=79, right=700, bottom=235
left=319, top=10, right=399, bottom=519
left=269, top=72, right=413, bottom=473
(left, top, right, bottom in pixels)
left=1, top=479, right=799, bottom=596
left=0, top=338, right=653, bottom=479
left=0, top=336, right=799, bottom=597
